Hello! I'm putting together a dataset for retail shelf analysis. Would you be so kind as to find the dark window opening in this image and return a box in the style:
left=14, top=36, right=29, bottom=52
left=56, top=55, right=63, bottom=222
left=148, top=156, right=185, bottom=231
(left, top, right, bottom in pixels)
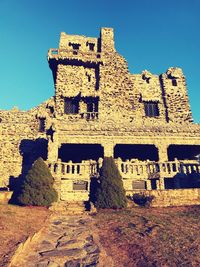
left=0, top=118, right=2, bottom=123
left=144, top=102, right=159, bottom=117
left=86, top=72, right=91, bottom=82
left=114, top=144, right=159, bottom=161
left=39, top=118, right=45, bottom=132
left=172, top=79, right=177, bottom=86
left=69, top=42, right=81, bottom=50
left=48, top=106, right=54, bottom=114
left=88, top=43, right=95, bottom=51
left=64, top=98, right=79, bottom=114
left=87, top=102, right=98, bottom=113
left=58, top=144, right=104, bottom=163
left=168, top=145, right=200, bottom=161
left=85, top=97, right=99, bottom=113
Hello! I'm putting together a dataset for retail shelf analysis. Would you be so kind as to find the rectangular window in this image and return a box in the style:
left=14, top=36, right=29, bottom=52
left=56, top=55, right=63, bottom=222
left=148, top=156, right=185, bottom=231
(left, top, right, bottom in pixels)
left=144, top=102, right=159, bottom=117
left=172, top=79, right=177, bottom=86
left=39, top=118, right=45, bottom=132
left=86, top=98, right=98, bottom=113
left=88, top=43, right=95, bottom=51
left=64, top=98, right=79, bottom=114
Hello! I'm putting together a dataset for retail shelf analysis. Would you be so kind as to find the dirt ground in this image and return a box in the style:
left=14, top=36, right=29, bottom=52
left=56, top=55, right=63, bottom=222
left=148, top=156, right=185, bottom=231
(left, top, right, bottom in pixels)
left=94, top=206, right=200, bottom=267
left=0, top=204, right=49, bottom=267
left=0, top=204, right=200, bottom=267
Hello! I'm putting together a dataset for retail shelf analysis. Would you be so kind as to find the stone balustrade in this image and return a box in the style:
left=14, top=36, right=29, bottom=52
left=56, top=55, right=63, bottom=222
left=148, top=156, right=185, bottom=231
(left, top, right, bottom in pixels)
left=80, top=112, right=99, bottom=120
left=48, top=158, right=200, bottom=183
left=48, top=48, right=102, bottom=62
left=115, top=159, right=200, bottom=180
left=48, top=160, right=100, bottom=180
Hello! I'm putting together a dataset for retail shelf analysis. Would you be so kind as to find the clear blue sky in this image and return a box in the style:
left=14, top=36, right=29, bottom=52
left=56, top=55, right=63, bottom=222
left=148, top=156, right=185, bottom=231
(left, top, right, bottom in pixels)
left=0, top=0, right=200, bottom=122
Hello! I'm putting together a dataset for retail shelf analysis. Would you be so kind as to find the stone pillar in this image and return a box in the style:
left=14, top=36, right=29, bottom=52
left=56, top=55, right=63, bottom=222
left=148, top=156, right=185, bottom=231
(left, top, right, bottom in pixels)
left=102, top=142, right=114, bottom=157
left=156, top=178, right=165, bottom=190
left=156, top=143, right=169, bottom=162
left=47, top=133, right=59, bottom=162
left=146, top=180, right=152, bottom=190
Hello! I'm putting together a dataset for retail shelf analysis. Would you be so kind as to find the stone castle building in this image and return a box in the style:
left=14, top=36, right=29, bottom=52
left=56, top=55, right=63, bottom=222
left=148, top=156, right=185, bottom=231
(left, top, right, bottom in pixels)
left=1, top=27, right=200, bottom=202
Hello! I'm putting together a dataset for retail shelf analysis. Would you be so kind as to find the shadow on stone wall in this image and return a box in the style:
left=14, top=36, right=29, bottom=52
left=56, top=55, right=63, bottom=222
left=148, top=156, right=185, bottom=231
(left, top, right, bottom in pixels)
left=9, top=138, right=48, bottom=204
left=165, top=171, right=200, bottom=189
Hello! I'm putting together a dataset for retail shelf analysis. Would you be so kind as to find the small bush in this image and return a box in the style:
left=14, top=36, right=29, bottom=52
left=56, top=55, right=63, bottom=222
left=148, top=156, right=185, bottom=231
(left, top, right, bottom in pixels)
left=131, top=193, right=154, bottom=207
left=95, top=157, right=127, bottom=209
left=16, top=157, right=58, bottom=207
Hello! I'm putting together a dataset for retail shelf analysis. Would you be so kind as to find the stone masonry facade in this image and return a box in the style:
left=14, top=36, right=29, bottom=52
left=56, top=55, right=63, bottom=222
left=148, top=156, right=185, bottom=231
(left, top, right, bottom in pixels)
left=1, top=28, right=200, bottom=201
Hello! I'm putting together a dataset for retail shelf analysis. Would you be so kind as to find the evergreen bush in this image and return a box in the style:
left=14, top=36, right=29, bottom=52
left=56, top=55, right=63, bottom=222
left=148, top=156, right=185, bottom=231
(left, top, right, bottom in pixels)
left=131, top=193, right=154, bottom=207
left=17, top=157, right=58, bottom=206
left=95, top=157, right=127, bottom=209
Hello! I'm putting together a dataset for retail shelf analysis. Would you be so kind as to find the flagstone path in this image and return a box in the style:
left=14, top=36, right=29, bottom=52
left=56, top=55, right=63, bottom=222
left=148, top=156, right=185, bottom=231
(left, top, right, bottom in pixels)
left=10, top=213, right=113, bottom=267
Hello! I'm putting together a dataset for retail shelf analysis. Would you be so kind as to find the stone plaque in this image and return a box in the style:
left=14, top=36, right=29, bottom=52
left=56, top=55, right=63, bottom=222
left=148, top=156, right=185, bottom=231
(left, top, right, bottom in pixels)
left=73, top=181, right=88, bottom=191
left=132, top=180, right=146, bottom=190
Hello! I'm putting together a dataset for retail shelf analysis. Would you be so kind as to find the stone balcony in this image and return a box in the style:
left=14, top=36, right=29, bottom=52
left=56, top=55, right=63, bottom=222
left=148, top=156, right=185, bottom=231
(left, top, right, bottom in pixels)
left=116, top=159, right=200, bottom=180
left=48, top=158, right=200, bottom=184
left=48, top=48, right=102, bottom=63
left=47, top=158, right=200, bottom=201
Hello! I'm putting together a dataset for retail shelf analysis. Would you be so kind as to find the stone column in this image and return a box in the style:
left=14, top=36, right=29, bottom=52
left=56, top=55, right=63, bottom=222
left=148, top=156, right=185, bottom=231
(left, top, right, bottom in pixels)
left=156, top=143, right=169, bottom=162
left=156, top=178, right=165, bottom=190
left=47, top=133, right=59, bottom=162
left=146, top=180, right=152, bottom=190
left=102, top=142, right=114, bottom=157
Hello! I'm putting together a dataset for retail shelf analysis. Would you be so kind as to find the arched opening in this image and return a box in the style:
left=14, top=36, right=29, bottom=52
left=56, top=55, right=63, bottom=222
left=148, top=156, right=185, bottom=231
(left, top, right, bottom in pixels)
left=114, top=144, right=159, bottom=161
left=168, top=145, right=200, bottom=161
left=58, top=144, right=104, bottom=163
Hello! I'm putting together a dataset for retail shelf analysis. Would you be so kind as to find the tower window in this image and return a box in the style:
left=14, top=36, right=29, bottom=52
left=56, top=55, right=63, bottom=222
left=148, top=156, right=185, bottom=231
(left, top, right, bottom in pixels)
left=69, top=42, right=81, bottom=50
left=87, top=99, right=98, bottom=113
left=172, top=79, right=177, bottom=86
left=64, top=98, right=79, bottom=114
left=144, top=102, right=159, bottom=117
left=86, top=72, right=91, bottom=82
left=88, top=43, right=95, bottom=51
left=39, top=118, right=45, bottom=132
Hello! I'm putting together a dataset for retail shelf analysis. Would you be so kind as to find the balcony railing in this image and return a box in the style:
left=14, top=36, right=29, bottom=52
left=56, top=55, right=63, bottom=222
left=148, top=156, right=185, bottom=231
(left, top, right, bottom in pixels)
left=48, top=158, right=200, bottom=181
left=48, top=160, right=99, bottom=179
left=48, top=48, right=101, bottom=61
left=116, top=159, right=200, bottom=179
left=80, top=112, right=98, bottom=120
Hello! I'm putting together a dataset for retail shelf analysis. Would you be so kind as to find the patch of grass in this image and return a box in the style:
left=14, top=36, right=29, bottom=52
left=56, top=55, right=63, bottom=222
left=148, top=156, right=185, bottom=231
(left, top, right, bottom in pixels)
left=95, top=206, right=200, bottom=267
left=0, top=204, right=49, bottom=267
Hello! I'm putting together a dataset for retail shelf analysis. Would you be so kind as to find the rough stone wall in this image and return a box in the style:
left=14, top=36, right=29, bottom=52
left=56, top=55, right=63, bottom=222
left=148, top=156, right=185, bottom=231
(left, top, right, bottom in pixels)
left=1, top=27, right=200, bottom=201
left=0, top=109, right=37, bottom=186
left=51, top=28, right=194, bottom=130
left=0, top=99, right=54, bottom=187
left=127, top=188, right=200, bottom=207
left=160, top=67, right=193, bottom=123
left=59, top=32, right=99, bottom=52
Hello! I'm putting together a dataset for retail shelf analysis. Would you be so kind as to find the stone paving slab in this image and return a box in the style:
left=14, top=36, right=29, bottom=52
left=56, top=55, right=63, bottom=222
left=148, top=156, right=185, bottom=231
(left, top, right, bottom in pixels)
left=9, top=213, right=109, bottom=267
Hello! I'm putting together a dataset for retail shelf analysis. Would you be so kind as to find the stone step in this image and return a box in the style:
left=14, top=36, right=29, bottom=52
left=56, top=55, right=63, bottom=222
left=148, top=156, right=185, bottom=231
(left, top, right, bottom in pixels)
left=50, top=201, right=89, bottom=214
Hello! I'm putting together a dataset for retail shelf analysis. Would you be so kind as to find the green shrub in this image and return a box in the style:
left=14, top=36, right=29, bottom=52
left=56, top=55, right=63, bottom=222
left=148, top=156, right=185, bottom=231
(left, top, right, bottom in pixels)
left=17, top=157, right=58, bottom=207
left=95, top=157, right=127, bottom=209
left=131, top=193, right=154, bottom=207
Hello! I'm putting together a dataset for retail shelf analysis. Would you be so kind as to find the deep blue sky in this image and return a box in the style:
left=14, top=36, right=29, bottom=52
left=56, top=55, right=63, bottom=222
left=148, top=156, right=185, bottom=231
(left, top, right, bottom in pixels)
left=0, top=0, right=200, bottom=122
